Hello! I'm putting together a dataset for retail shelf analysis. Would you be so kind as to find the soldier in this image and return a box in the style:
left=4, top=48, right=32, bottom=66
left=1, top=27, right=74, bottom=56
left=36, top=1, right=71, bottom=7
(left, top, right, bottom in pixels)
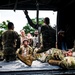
left=1, top=22, right=20, bottom=62
left=24, top=10, right=56, bottom=53
left=18, top=38, right=33, bottom=56
left=16, top=39, right=35, bottom=66
left=20, top=30, right=27, bottom=46
left=32, top=30, right=39, bottom=48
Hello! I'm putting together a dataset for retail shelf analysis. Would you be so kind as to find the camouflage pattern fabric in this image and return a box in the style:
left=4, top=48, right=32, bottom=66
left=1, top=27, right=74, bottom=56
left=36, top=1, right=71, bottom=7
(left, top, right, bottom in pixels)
left=18, top=54, right=35, bottom=66
left=33, top=48, right=42, bottom=59
left=46, top=48, right=65, bottom=62
left=2, top=30, right=20, bottom=48
left=16, top=45, right=35, bottom=66
left=48, top=60, right=61, bottom=66
left=60, top=56, right=75, bottom=69
left=36, top=53, right=47, bottom=63
left=3, top=47, right=16, bottom=55
left=2, top=30, right=20, bottom=61
left=34, top=48, right=65, bottom=63
left=47, top=48, right=75, bottom=69
left=33, top=48, right=47, bottom=62
left=16, top=45, right=33, bottom=55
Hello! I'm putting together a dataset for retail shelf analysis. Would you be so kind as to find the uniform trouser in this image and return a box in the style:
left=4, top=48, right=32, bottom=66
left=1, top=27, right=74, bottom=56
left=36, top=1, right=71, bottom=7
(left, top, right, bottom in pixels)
left=3, top=47, right=17, bottom=61
left=4, top=54, right=16, bottom=61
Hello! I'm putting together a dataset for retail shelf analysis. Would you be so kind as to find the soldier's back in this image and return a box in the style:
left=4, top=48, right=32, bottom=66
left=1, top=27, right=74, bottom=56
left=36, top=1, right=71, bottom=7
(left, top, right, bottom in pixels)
left=2, top=30, right=19, bottom=62
left=2, top=30, right=19, bottom=48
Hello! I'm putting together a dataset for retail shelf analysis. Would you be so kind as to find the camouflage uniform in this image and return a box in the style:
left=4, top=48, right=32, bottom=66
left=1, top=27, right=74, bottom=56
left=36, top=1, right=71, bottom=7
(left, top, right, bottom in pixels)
left=2, top=30, right=20, bottom=61
left=46, top=48, right=65, bottom=62
left=59, top=48, right=75, bottom=69
left=17, top=45, right=33, bottom=56
left=16, top=45, right=35, bottom=66
left=33, top=48, right=64, bottom=63
left=25, top=11, right=56, bottom=53
left=60, top=56, right=75, bottom=69
left=47, top=48, right=75, bottom=69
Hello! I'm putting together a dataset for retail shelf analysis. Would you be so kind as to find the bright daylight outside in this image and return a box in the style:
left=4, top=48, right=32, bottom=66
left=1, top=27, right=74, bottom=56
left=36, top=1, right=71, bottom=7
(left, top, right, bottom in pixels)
left=0, top=10, right=57, bottom=33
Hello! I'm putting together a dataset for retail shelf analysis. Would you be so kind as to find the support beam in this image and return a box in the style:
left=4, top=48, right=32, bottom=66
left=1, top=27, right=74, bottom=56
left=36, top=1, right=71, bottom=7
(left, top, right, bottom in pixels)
left=14, top=0, right=18, bottom=12
left=36, top=0, right=40, bottom=47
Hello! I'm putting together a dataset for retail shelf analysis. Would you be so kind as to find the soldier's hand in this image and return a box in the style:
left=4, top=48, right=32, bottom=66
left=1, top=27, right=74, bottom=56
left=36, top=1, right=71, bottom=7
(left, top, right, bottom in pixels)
left=23, top=10, right=28, bottom=15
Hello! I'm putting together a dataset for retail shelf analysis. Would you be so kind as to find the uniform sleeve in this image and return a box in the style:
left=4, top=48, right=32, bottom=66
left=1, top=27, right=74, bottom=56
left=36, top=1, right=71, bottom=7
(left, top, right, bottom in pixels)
left=24, top=11, right=40, bottom=29
left=16, top=48, right=22, bottom=55
left=29, top=46, right=33, bottom=55
left=16, top=35, right=21, bottom=49
left=14, top=31, right=21, bottom=50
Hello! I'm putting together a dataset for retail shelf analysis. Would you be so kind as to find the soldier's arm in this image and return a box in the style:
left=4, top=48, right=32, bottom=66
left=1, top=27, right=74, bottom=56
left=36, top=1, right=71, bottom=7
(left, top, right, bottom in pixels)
left=16, top=35, right=21, bottom=49
left=16, top=47, right=23, bottom=55
left=24, top=10, right=39, bottom=29
left=29, top=46, right=33, bottom=55
left=15, top=32, right=21, bottom=50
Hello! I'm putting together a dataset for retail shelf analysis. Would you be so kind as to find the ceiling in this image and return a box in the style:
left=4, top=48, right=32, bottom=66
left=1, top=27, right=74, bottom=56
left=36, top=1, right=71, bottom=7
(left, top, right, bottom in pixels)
left=0, top=0, right=75, bottom=11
